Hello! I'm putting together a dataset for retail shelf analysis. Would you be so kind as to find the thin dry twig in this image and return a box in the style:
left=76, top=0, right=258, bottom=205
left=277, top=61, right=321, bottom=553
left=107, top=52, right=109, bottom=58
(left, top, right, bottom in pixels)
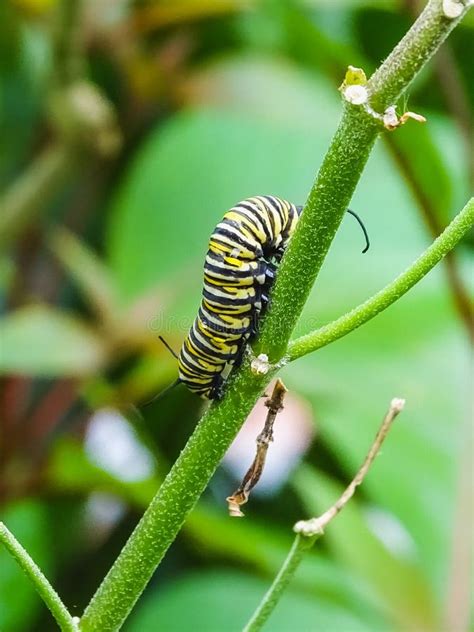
left=227, top=379, right=288, bottom=517
left=244, top=397, right=405, bottom=632
left=295, top=397, right=405, bottom=536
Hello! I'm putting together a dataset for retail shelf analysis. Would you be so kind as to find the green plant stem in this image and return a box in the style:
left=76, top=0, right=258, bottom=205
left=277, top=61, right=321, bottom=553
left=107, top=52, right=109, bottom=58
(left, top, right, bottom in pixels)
left=79, top=4, right=470, bottom=631
left=0, top=522, right=78, bottom=632
left=288, top=197, right=474, bottom=361
left=255, top=107, right=378, bottom=361
left=0, top=144, right=76, bottom=251
left=242, top=534, right=319, bottom=632
left=256, top=0, right=469, bottom=361
left=368, top=0, right=468, bottom=110
left=80, top=363, right=272, bottom=632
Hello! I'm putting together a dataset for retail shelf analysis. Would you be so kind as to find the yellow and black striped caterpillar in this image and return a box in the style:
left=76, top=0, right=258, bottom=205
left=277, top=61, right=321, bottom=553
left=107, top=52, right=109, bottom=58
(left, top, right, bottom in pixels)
left=178, top=195, right=301, bottom=400
left=163, top=195, right=368, bottom=402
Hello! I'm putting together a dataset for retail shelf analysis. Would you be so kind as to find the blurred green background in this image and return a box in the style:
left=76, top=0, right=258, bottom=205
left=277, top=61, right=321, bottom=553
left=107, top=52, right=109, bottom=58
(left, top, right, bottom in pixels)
left=0, top=1, right=472, bottom=631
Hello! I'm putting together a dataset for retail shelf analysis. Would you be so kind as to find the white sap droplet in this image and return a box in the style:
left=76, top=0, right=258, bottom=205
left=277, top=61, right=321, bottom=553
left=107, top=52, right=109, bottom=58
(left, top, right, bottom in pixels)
left=442, top=0, right=464, bottom=18
left=343, top=84, right=369, bottom=105
left=251, top=353, right=270, bottom=375
left=383, top=106, right=399, bottom=130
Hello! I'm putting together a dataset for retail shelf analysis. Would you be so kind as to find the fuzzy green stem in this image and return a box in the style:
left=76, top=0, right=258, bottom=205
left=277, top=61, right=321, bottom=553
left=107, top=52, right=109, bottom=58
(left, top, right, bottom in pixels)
left=368, top=0, right=471, bottom=110
left=255, top=106, right=379, bottom=361
left=256, top=0, right=469, bottom=361
left=80, top=364, right=273, bottom=632
left=243, top=534, right=319, bottom=632
left=0, top=522, right=78, bottom=632
left=288, top=197, right=474, bottom=361
left=79, top=3, right=470, bottom=630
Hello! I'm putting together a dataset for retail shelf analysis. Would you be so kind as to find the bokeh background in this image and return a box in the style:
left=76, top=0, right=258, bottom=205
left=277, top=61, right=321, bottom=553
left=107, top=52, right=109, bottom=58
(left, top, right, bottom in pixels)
left=0, top=1, right=473, bottom=631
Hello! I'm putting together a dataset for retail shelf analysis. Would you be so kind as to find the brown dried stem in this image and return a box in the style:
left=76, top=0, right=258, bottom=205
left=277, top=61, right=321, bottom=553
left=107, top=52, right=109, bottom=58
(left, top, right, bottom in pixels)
left=227, top=379, right=288, bottom=517
left=244, top=397, right=405, bottom=632
left=294, top=397, right=405, bottom=536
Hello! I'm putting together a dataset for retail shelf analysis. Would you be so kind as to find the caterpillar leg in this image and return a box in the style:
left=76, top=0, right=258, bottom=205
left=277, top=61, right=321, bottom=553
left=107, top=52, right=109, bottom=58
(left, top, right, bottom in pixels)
left=248, top=261, right=277, bottom=340
left=209, top=374, right=225, bottom=400
left=232, top=336, right=250, bottom=369
left=259, top=261, right=277, bottom=312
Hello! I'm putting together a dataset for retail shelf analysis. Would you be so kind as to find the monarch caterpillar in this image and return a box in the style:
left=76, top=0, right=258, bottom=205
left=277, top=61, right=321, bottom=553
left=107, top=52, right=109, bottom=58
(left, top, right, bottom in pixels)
left=175, top=195, right=369, bottom=401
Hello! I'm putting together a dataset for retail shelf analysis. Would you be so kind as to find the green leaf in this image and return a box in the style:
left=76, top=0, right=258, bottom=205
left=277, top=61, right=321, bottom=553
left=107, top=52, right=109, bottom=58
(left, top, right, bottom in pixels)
left=182, top=55, right=340, bottom=129
left=0, top=500, right=53, bottom=632
left=0, top=305, right=107, bottom=376
left=293, top=466, right=437, bottom=630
